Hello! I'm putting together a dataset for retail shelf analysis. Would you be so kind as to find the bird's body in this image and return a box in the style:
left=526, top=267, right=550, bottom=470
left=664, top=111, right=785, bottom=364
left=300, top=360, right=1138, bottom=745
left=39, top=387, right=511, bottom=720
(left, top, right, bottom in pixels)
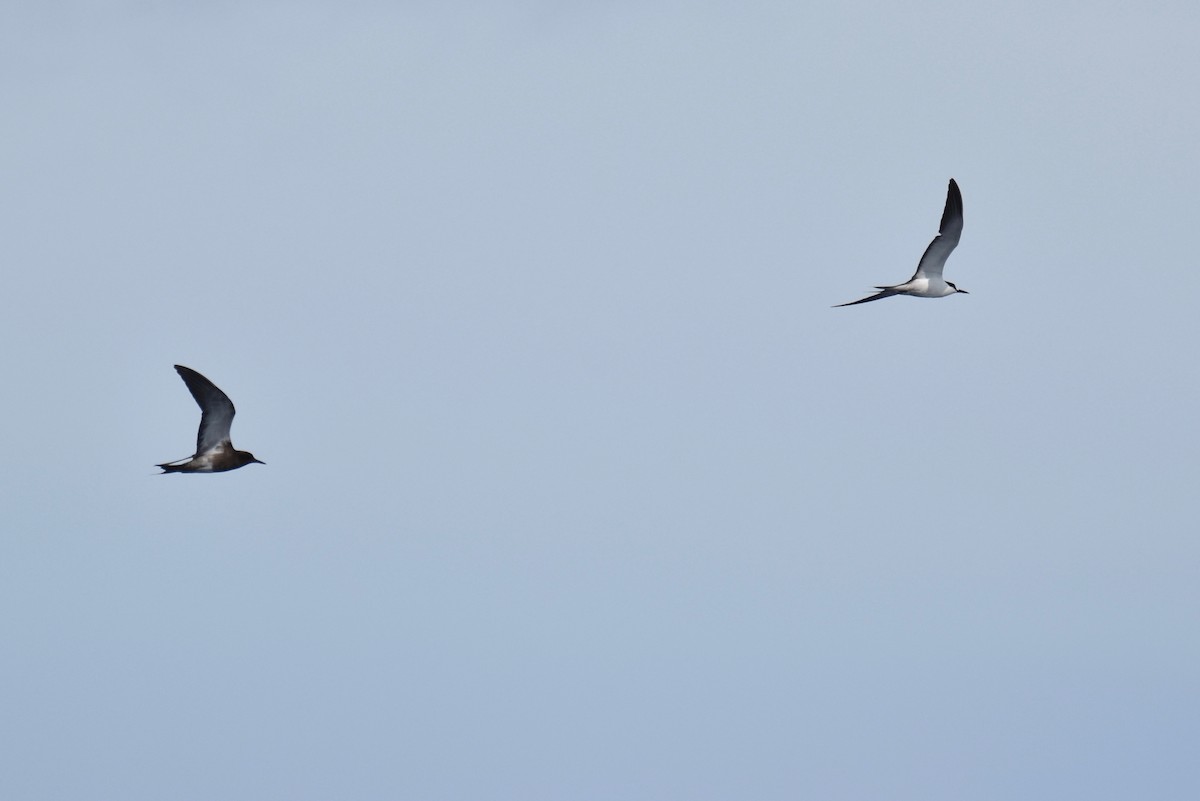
left=158, top=442, right=261, bottom=473
left=835, top=179, right=966, bottom=307
left=157, top=365, right=264, bottom=474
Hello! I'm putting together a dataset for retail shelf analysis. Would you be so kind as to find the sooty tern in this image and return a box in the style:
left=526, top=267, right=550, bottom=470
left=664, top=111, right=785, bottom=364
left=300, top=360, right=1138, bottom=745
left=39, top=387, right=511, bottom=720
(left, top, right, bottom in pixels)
left=835, top=178, right=966, bottom=307
left=157, top=365, right=265, bottom=474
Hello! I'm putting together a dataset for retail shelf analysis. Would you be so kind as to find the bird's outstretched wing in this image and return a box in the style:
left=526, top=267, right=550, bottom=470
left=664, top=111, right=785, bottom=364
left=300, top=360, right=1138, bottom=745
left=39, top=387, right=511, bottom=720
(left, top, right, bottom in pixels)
left=911, top=178, right=963, bottom=280
left=174, top=365, right=236, bottom=455
left=833, top=288, right=901, bottom=307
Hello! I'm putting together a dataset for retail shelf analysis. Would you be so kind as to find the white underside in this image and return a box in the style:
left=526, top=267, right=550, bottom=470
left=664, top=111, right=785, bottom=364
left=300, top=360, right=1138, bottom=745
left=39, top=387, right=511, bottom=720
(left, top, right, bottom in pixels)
left=181, top=442, right=233, bottom=472
left=891, top=276, right=956, bottom=298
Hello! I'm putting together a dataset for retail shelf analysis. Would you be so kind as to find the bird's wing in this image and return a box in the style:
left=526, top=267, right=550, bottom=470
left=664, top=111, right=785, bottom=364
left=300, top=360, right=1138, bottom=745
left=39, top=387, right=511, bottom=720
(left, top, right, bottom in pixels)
left=911, top=178, right=963, bottom=280
left=174, top=365, right=236, bottom=454
left=833, top=288, right=900, bottom=307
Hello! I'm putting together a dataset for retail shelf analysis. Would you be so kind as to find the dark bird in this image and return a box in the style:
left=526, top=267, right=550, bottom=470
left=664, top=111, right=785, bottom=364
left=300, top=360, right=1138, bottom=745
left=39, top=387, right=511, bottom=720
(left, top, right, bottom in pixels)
left=835, top=178, right=967, bottom=307
left=157, top=365, right=265, bottom=474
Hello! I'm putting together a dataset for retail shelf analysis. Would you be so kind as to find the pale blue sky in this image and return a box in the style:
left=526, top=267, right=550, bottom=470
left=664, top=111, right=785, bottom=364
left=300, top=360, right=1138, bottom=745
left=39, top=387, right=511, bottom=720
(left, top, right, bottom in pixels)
left=2, top=2, right=1199, bottom=799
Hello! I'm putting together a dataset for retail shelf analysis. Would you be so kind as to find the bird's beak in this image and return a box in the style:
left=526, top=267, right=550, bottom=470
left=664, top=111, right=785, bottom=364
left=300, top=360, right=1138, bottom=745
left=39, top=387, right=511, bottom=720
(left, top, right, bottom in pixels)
left=254, top=458, right=266, bottom=465
left=958, top=289, right=969, bottom=294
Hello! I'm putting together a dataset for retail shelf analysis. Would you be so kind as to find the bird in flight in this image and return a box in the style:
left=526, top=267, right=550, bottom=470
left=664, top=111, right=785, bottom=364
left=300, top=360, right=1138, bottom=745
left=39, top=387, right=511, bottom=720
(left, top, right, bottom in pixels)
left=157, top=365, right=265, bottom=474
left=835, top=178, right=966, bottom=307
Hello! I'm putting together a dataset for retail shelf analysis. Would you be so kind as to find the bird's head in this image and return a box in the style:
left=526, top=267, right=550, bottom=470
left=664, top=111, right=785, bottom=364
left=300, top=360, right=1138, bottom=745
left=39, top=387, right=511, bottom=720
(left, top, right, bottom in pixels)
left=947, top=281, right=969, bottom=295
left=237, top=451, right=266, bottom=467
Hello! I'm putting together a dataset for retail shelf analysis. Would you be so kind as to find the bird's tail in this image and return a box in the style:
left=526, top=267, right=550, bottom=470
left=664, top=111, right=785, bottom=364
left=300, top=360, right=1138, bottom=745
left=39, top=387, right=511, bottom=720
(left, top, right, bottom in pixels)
left=833, top=289, right=900, bottom=307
